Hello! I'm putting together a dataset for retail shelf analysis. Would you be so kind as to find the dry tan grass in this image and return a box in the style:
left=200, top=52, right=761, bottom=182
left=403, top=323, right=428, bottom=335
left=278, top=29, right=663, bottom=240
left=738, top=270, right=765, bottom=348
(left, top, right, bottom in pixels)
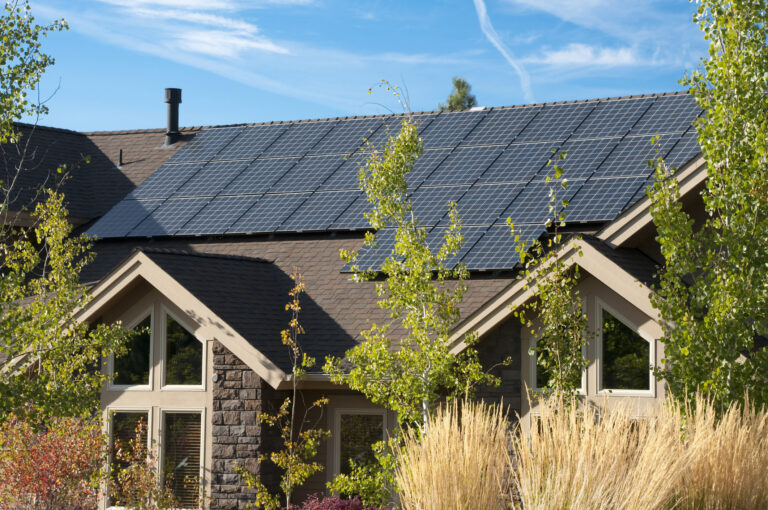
left=394, top=399, right=512, bottom=510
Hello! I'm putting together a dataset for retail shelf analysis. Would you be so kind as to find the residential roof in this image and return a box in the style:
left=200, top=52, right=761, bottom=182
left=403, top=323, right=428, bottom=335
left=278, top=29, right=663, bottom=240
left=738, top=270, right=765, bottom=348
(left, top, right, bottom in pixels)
left=85, top=92, right=703, bottom=271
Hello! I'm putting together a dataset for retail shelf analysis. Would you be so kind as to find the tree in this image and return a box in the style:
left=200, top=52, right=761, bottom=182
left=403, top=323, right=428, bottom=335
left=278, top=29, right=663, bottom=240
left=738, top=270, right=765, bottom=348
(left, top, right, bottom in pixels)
left=0, top=2, right=130, bottom=422
left=324, top=91, right=497, bottom=427
left=649, top=0, right=768, bottom=409
left=439, top=76, right=478, bottom=112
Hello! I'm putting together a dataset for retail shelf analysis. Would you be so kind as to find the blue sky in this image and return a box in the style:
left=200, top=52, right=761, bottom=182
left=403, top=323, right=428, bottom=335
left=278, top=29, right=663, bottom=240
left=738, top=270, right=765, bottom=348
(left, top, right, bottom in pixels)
left=29, top=0, right=707, bottom=132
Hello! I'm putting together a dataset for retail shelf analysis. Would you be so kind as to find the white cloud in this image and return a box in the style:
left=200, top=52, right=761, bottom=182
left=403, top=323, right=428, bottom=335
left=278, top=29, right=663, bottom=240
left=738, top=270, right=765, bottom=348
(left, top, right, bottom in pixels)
left=528, top=43, right=639, bottom=67
left=97, top=0, right=239, bottom=10
left=128, top=8, right=259, bottom=32
left=473, top=0, right=533, bottom=102
left=175, top=30, right=290, bottom=58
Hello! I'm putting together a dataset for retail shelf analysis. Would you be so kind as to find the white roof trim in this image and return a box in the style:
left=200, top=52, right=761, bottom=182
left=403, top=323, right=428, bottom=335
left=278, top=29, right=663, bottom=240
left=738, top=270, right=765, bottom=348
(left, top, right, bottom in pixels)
left=76, top=251, right=288, bottom=389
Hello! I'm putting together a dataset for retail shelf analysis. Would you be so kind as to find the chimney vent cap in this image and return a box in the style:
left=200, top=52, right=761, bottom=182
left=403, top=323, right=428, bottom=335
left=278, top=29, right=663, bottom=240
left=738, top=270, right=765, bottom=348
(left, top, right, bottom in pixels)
left=165, top=88, right=182, bottom=104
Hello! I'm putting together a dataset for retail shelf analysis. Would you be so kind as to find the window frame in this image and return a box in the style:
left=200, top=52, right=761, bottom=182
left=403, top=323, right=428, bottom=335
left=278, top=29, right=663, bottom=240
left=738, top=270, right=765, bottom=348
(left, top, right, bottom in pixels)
left=595, top=297, right=656, bottom=397
left=105, top=407, right=152, bottom=510
left=331, top=407, right=388, bottom=477
left=159, top=408, right=206, bottom=510
left=159, top=305, right=206, bottom=391
left=107, top=306, right=154, bottom=391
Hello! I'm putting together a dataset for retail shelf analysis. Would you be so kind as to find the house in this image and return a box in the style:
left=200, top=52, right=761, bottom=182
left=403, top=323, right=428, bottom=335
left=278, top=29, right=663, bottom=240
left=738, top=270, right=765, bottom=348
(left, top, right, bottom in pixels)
left=3, top=89, right=705, bottom=509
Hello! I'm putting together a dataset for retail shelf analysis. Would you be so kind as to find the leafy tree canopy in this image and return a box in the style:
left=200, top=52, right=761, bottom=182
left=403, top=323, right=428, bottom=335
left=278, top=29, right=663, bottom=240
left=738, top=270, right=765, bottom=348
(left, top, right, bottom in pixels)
left=439, top=76, right=478, bottom=112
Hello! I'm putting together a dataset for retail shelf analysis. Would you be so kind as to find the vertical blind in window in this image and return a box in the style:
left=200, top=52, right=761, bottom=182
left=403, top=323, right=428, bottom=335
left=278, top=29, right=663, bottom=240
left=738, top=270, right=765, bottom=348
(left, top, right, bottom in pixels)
left=164, top=412, right=202, bottom=508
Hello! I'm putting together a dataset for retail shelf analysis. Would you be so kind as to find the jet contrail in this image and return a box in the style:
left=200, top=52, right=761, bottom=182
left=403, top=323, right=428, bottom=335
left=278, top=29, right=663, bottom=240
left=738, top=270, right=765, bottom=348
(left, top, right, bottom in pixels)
left=473, top=0, right=534, bottom=102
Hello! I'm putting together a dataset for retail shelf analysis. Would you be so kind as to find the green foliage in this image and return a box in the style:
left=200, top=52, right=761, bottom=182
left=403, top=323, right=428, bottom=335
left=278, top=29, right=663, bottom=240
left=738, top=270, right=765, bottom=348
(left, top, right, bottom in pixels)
left=0, top=0, right=67, bottom=143
left=324, top=98, right=498, bottom=427
left=649, top=0, right=768, bottom=409
left=512, top=154, right=589, bottom=397
left=326, top=439, right=397, bottom=507
left=439, top=76, right=477, bottom=112
left=0, top=190, right=131, bottom=422
left=238, top=272, right=330, bottom=510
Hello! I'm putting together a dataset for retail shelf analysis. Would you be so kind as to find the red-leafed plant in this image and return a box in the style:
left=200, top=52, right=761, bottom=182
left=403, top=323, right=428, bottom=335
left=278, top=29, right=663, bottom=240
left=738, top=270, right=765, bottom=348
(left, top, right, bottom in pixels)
left=292, top=494, right=381, bottom=510
left=0, top=414, right=108, bottom=509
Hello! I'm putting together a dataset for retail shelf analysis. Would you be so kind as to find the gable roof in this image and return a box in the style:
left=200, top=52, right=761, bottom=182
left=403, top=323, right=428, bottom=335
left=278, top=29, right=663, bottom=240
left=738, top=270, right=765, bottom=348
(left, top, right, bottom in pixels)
left=85, top=92, right=703, bottom=271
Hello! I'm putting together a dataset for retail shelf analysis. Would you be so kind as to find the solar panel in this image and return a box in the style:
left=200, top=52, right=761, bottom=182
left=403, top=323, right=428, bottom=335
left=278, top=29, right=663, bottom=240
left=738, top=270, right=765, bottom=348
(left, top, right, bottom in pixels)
left=440, top=183, right=525, bottom=226
left=423, top=146, right=503, bottom=186
left=460, top=224, right=544, bottom=270
left=176, top=195, right=260, bottom=235
left=407, top=148, right=453, bottom=188
left=426, top=225, right=488, bottom=268
left=129, top=163, right=204, bottom=199
left=625, top=175, right=655, bottom=210
left=410, top=185, right=470, bottom=226
left=421, top=110, right=487, bottom=148
left=353, top=228, right=397, bottom=270
left=319, top=151, right=367, bottom=191
left=364, top=113, right=437, bottom=148
left=477, top=142, right=556, bottom=184
left=214, top=124, right=289, bottom=160
left=496, top=179, right=584, bottom=225
left=662, top=128, right=701, bottom=170
left=566, top=176, right=647, bottom=222
left=227, top=192, right=311, bottom=233
left=260, top=120, right=338, bottom=157
left=515, top=102, right=597, bottom=143
left=278, top=190, right=359, bottom=231
left=223, top=158, right=299, bottom=194
left=535, top=138, right=621, bottom=181
left=631, top=94, right=701, bottom=135
left=168, top=127, right=244, bottom=163
left=87, top=199, right=164, bottom=238
left=173, top=160, right=250, bottom=197
left=270, top=154, right=346, bottom=193
left=129, top=197, right=212, bottom=237
left=572, top=97, right=654, bottom=139
left=329, top=192, right=370, bottom=230
left=461, top=106, right=542, bottom=146
left=596, top=134, right=680, bottom=178
left=309, top=118, right=383, bottom=155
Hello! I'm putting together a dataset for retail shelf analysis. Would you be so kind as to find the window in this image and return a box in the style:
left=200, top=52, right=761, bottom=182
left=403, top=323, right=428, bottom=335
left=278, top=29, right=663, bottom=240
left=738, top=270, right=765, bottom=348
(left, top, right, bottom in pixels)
left=334, top=410, right=386, bottom=475
left=163, top=412, right=202, bottom=508
left=599, top=307, right=652, bottom=392
left=165, top=315, right=203, bottom=386
left=109, top=411, right=149, bottom=505
left=113, top=316, right=151, bottom=386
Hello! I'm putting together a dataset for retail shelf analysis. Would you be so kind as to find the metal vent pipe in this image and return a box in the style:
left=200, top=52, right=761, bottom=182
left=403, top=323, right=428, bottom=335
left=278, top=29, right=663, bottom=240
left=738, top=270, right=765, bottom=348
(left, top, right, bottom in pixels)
left=164, top=88, right=182, bottom=145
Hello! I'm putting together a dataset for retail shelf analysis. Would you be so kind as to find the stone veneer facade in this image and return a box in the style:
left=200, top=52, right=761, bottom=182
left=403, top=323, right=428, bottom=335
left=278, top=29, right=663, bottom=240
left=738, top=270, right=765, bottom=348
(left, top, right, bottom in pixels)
left=210, top=341, right=284, bottom=510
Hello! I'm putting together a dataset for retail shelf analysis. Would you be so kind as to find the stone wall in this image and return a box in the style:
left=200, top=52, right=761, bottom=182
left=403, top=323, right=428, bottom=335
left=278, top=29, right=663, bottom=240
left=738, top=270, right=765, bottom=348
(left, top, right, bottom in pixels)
left=210, top=341, right=284, bottom=510
left=475, top=318, right=522, bottom=417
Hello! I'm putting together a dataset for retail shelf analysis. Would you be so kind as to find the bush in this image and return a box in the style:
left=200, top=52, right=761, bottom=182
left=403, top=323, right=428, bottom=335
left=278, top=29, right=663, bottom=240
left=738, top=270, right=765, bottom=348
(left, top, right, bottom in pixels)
left=395, top=399, right=512, bottom=510
left=292, top=494, right=381, bottom=510
left=0, top=415, right=108, bottom=510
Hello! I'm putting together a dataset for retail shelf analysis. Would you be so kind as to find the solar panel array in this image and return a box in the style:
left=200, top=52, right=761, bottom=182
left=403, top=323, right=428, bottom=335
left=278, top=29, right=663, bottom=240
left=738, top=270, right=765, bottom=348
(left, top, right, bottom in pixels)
left=88, top=93, right=703, bottom=271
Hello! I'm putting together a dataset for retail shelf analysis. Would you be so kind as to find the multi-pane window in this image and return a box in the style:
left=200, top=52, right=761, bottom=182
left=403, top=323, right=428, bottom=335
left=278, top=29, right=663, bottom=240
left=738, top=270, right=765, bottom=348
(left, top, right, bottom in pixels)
left=337, top=412, right=385, bottom=475
left=113, top=316, right=151, bottom=386
left=165, top=316, right=203, bottom=386
left=601, top=309, right=651, bottom=391
left=163, top=412, right=202, bottom=508
left=109, top=411, right=149, bottom=505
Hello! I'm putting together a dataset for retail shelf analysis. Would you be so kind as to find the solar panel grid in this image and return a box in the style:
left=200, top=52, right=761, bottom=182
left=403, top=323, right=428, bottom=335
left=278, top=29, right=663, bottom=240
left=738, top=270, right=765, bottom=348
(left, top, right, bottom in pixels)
left=410, top=185, right=470, bottom=226
left=223, top=157, right=299, bottom=195
left=318, top=151, right=367, bottom=191
left=129, top=197, right=212, bottom=237
left=477, top=142, right=556, bottom=184
left=354, top=228, right=397, bottom=270
left=329, top=192, right=371, bottom=230
left=534, top=138, right=621, bottom=181
left=460, top=106, right=541, bottom=146
left=423, top=146, right=503, bottom=186
left=173, top=160, right=250, bottom=197
left=662, top=128, right=701, bottom=170
left=572, top=98, right=654, bottom=139
left=595, top=134, right=680, bottom=178
left=426, top=225, right=488, bottom=268
left=168, top=127, right=244, bottom=163
left=309, top=118, right=383, bottom=155
left=278, top=190, right=359, bottom=231
left=496, top=179, right=585, bottom=225
left=514, top=102, right=597, bottom=143
left=177, top=195, right=260, bottom=235
left=439, top=183, right=525, bottom=226
left=624, top=175, right=655, bottom=211
left=566, top=176, right=647, bottom=222
left=260, top=120, right=338, bottom=157
left=227, top=192, right=311, bottom=234
left=128, top=163, right=204, bottom=199
left=460, top=224, right=544, bottom=270
left=421, top=110, right=487, bottom=148
left=364, top=113, right=437, bottom=147
left=269, top=154, right=346, bottom=193
left=631, top=94, right=701, bottom=135
left=87, top=199, right=164, bottom=238
left=214, top=124, right=289, bottom=160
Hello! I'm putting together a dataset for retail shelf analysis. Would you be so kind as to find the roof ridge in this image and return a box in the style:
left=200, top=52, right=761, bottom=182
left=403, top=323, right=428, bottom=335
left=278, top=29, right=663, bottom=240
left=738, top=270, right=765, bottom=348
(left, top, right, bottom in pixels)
left=136, top=247, right=271, bottom=264
left=13, top=121, right=85, bottom=136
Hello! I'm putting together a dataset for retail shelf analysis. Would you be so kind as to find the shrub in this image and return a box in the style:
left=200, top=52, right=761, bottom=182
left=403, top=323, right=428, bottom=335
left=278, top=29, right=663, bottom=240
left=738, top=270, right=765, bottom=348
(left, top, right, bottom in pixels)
left=394, top=399, right=512, bottom=510
left=293, top=494, right=380, bottom=510
left=0, top=415, right=108, bottom=510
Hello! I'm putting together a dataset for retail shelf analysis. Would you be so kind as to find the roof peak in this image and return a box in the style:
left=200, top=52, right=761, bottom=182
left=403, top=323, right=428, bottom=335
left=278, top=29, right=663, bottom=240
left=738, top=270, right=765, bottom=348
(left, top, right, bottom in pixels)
left=136, top=247, right=271, bottom=264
